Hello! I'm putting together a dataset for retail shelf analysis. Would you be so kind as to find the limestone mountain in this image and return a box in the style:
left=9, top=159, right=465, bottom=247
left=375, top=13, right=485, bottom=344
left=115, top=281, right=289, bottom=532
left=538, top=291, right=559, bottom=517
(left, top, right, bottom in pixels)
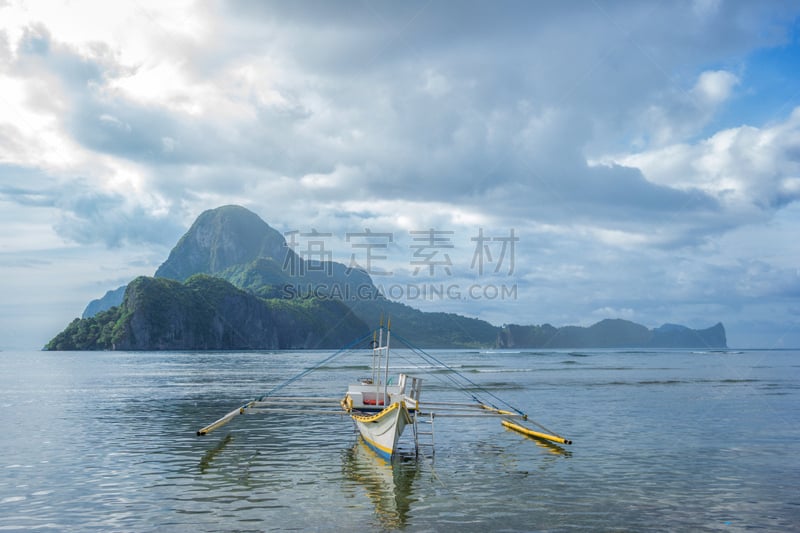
left=154, top=204, right=290, bottom=281
left=56, top=205, right=728, bottom=350
left=74, top=205, right=498, bottom=348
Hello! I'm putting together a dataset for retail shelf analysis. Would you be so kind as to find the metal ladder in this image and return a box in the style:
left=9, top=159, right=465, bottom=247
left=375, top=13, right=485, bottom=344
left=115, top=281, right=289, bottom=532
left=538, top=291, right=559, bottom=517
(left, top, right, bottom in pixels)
left=413, top=411, right=435, bottom=457
left=406, top=376, right=434, bottom=456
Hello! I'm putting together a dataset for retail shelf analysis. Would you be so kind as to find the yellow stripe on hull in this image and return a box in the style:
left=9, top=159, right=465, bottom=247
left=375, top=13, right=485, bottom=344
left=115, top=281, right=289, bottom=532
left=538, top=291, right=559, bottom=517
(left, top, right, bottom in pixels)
left=350, top=401, right=403, bottom=423
left=351, top=401, right=411, bottom=460
left=361, top=433, right=394, bottom=457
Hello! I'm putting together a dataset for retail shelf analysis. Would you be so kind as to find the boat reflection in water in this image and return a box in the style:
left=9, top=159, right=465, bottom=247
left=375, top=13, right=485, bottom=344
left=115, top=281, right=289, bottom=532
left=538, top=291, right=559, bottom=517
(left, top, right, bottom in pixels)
left=531, top=437, right=573, bottom=457
left=198, top=433, right=234, bottom=474
left=342, top=438, right=420, bottom=529
left=508, top=430, right=573, bottom=458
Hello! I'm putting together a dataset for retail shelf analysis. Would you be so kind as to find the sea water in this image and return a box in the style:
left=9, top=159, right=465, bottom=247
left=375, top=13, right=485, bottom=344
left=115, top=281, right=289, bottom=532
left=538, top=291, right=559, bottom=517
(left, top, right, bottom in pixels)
left=0, top=348, right=798, bottom=531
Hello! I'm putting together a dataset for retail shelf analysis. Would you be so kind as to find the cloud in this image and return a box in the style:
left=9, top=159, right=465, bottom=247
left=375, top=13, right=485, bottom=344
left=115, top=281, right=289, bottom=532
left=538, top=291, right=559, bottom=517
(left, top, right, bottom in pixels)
left=620, top=68, right=743, bottom=148
left=6, top=23, right=206, bottom=167
left=0, top=164, right=184, bottom=248
left=0, top=166, right=57, bottom=206
left=2, top=1, right=800, bottom=347
left=693, top=70, right=739, bottom=106
left=3, top=3, right=790, bottom=234
left=612, top=106, right=800, bottom=214
left=173, top=2, right=784, bottom=238
left=52, top=183, right=184, bottom=247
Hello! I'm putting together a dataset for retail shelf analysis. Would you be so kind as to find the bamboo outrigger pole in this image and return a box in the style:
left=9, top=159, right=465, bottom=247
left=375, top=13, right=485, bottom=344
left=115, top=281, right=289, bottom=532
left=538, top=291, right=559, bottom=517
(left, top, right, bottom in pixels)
left=197, top=403, right=251, bottom=436
left=196, top=332, right=373, bottom=436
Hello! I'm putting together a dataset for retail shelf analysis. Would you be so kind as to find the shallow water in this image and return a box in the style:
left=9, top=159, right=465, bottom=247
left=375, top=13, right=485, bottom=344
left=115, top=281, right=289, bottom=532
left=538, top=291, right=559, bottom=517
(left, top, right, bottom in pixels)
left=1, top=348, right=798, bottom=531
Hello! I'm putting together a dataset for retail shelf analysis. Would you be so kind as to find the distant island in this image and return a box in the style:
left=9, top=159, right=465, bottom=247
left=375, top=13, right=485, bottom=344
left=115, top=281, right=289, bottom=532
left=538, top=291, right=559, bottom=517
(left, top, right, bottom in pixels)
left=45, top=205, right=727, bottom=351
left=497, top=320, right=726, bottom=349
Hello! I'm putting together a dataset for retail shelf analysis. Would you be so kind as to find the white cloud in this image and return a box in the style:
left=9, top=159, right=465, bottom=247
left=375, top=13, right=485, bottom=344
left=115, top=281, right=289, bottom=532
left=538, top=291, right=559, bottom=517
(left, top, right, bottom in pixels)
left=613, top=106, right=800, bottom=213
left=692, top=69, right=739, bottom=106
left=624, top=69, right=741, bottom=147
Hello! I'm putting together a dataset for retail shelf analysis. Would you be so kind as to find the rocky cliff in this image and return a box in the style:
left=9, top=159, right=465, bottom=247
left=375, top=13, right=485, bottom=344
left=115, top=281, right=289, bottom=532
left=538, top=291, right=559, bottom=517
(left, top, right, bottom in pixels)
left=48, top=275, right=368, bottom=350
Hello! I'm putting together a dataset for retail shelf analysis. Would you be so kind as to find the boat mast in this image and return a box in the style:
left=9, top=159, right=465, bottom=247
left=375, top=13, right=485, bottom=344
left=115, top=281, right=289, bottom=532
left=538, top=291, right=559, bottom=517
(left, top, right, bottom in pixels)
left=372, top=328, right=379, bottom=384
left=375, top=317, right=384, bottom=400
left=383, top=317, right=391, bottom=403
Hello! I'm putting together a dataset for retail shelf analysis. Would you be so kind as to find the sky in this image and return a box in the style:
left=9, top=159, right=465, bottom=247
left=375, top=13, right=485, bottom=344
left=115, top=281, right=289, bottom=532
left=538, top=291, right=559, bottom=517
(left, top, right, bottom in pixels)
left=1, top=0, right=799, bottom=350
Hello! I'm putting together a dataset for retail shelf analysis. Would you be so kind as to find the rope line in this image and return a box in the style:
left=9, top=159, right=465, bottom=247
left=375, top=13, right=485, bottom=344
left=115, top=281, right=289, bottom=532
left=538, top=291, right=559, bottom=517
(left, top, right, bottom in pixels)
left=389, top=347, right=483, bottom=401
left=256, top=331, right=373, bottom=401
left=392, top=332, right=527, bottom=417
left=392, top=334, right=565, bottom=438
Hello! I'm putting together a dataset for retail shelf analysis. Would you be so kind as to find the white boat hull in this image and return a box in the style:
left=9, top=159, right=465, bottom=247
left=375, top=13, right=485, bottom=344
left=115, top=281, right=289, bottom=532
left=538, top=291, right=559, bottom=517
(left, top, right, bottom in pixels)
left=351, top=401, right=411, bottom=461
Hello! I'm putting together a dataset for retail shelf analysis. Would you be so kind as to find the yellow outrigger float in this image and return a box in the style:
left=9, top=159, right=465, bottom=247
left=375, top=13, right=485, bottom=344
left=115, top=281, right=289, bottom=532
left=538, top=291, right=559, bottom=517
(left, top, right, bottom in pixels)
left=197, top=319, right=572, bottom=457
left=502, top=420, right=573, bottom=445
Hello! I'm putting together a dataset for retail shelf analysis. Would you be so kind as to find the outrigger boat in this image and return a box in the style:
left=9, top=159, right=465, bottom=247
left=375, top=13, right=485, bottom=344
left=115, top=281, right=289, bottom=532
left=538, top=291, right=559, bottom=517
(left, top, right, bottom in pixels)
left=197, top=319, right=571, bottom=459
left=340, top=320, right=421, bottom=460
